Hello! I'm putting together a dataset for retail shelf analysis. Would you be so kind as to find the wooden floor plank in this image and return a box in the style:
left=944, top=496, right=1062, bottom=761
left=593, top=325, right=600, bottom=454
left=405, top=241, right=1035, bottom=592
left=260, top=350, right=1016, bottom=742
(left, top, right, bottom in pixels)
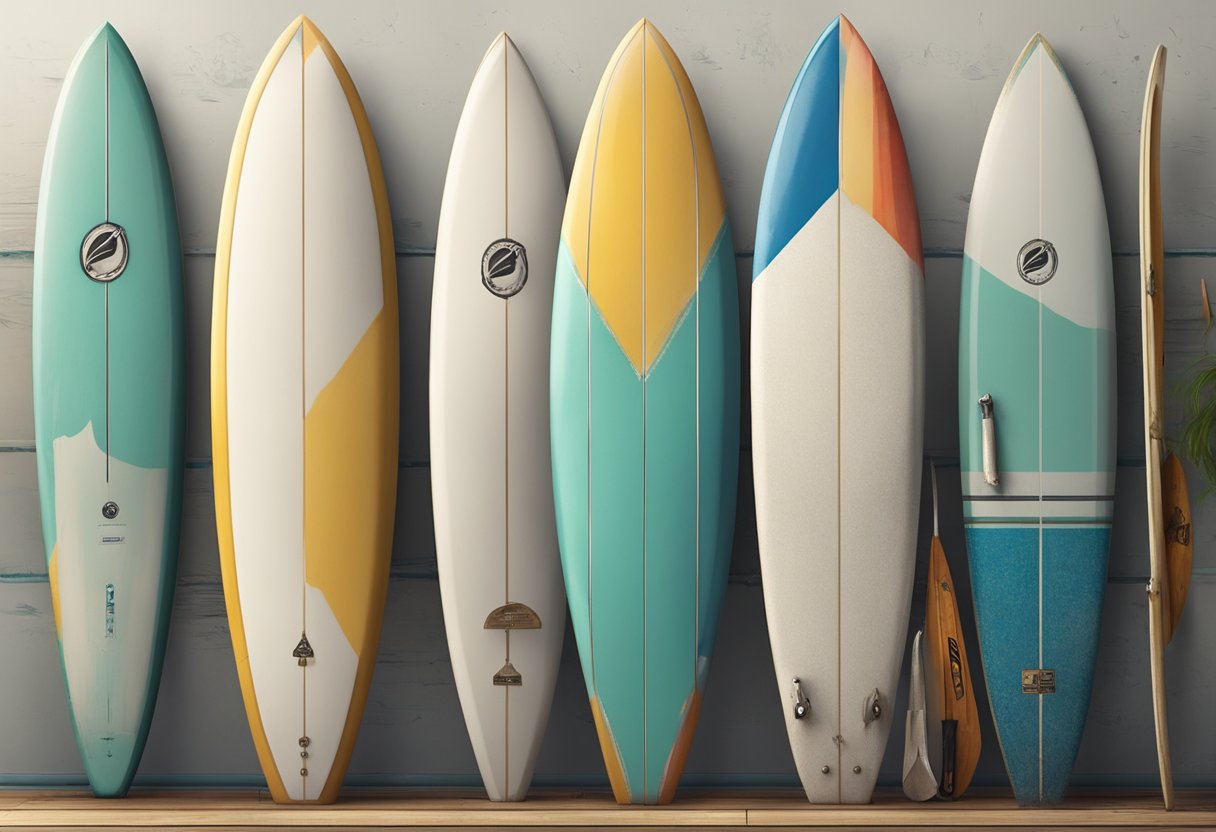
left=0, top=790, right=1210, bottom=829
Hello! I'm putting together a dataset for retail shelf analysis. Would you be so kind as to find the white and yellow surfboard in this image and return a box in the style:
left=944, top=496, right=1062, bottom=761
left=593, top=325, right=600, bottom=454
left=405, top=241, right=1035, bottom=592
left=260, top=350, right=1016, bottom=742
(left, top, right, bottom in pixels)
left=211, top=16, right=399, bottom=804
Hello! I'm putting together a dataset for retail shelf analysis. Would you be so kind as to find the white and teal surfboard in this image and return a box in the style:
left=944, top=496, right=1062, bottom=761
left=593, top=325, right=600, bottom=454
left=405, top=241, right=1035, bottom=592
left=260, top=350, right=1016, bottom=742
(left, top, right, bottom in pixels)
left=33, top=23, right=184, bottom=797
left=959, top=34, right=1115, bottom=806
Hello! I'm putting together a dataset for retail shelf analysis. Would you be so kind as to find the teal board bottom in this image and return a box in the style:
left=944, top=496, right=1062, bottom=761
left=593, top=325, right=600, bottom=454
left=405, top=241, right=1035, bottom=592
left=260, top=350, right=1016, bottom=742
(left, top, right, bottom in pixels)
left=550, top=225, right=740, bottom=804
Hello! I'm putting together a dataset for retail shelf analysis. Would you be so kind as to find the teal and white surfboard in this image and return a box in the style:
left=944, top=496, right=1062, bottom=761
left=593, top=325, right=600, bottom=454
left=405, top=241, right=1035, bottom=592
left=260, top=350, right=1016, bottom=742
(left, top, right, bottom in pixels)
left=959, top=34, right=1115, bottom=806
left=33, top=23, right=184, bottom=797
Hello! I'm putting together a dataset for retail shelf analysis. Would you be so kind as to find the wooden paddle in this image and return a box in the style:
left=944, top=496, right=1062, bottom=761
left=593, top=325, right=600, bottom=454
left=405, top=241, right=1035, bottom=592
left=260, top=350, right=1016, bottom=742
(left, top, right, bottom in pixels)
left=925, top=462, right=981, bottom=799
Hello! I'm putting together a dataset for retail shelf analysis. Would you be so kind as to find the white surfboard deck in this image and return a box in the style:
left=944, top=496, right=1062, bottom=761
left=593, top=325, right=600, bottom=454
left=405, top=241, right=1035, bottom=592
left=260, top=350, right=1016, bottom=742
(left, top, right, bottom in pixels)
left=753, top=192, right=924, bottom=803
left=430, top=33, right=566, bottom=802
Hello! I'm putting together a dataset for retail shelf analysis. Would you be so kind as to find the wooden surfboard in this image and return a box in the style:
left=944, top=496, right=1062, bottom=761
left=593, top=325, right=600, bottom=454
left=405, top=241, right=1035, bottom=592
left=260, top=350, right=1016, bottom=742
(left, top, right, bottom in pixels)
left=960, top=33, right=1115, bottom=806
left=550, top=18, right=741, bottom=805
left=1139, top=43, right=1193, bottom=812
left=430, top=32, right=566, bottom=802
left=211, top=16, right=399, bottom=804
left=33, top=22, right=185, bottom=798
left=752, top=15, right=923, bottom=804
left=924, top=463, right=981, bottom=799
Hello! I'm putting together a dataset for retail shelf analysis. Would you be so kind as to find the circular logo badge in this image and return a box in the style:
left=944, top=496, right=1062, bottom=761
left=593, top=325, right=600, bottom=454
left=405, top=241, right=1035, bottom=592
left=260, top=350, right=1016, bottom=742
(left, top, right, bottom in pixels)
left=102, top=501, right=119, bottom=520
left=1017, top=239, right=1057, bottom=285
left=81, top=222, right=129, bottom=283
left=481, top=238, right=528, bottom=298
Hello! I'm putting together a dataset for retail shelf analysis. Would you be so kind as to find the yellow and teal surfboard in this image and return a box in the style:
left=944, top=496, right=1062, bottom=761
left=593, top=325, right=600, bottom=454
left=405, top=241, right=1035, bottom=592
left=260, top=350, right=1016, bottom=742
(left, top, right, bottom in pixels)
left=550, top=19, right=740, bottom=805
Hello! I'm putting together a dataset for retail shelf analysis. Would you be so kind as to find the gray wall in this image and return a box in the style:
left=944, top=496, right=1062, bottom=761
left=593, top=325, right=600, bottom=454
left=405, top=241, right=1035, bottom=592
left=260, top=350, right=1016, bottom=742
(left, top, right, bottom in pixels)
left=2, top=0, right=1215, bottom=791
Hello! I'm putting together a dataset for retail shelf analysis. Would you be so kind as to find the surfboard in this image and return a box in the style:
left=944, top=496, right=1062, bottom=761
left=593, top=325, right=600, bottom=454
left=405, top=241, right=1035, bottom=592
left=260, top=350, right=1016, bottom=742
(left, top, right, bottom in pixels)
left=211, top=16, right=399, bottom=804
left=751, top=15, right=923, bottom=805
left=430, top=33, right=566, bottom=802
left=924, top=463, right=981, bottom=799
left=1140, top=43, right=1193, bottom=812
left=33, top=22, right=184, bottom=798
left=550, top=18, right=740, bottom=805
left=960, top=33, right=1115, bottom=806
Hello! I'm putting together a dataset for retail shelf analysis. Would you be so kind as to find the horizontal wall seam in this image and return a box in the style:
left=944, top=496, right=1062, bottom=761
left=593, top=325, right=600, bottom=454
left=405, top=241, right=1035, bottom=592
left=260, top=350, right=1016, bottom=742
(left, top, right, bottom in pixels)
left=5, top=247, right=1216, bottom=260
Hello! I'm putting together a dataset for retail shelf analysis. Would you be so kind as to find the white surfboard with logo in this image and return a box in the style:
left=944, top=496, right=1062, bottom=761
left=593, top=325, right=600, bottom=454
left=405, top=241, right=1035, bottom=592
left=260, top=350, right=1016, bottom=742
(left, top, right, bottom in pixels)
left=430, top=33, right=566, bottom=802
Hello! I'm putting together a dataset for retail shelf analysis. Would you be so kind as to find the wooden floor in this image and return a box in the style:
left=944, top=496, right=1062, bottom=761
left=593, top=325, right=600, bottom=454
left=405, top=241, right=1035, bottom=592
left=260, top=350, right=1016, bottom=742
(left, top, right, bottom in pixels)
left=0, top=788, right=1211, bottom=830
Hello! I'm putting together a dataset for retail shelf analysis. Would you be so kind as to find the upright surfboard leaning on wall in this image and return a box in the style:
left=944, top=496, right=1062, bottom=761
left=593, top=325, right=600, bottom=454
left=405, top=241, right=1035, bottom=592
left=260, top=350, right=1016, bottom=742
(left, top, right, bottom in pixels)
left=1139, top=44, right=1193, bottom=812
left=33, top=22, right=185, bottom=798
left=752, top=15, right=924, bottom=804
left=211, top=16, right=399, bottom=804
left=959, top=33, right=1115, bottom=806
left=550, top=18, right=741, bottom=805
left=430, top=32, right=567, bottom=802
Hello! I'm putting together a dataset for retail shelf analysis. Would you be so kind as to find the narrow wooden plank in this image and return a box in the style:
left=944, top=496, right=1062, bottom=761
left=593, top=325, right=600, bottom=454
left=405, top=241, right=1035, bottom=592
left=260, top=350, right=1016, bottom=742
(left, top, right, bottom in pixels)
left=2, top=792, right=1216, bottom=828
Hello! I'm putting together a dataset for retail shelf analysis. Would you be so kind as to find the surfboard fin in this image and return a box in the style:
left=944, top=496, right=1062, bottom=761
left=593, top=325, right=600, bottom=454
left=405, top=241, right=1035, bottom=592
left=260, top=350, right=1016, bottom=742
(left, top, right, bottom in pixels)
left=902, top=631, right=937, bottom=801
left=979, top=394, right=999, bottom=486
left=863, top=688, right=883, bottom=724
left=493, top=661, right=522, bottom=687
left=484, top=602, right=542, bottom=629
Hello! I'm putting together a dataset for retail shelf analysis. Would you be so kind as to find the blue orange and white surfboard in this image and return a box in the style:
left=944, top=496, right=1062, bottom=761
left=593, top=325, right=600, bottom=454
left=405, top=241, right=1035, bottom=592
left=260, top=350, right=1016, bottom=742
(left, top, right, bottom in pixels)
left=752, top=16, right=924, bottom=804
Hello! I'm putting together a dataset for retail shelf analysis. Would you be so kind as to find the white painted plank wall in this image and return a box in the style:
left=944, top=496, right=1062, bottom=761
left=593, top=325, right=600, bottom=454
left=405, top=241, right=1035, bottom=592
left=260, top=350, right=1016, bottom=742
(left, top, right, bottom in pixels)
left=1, top=0, right=1214, bottom=788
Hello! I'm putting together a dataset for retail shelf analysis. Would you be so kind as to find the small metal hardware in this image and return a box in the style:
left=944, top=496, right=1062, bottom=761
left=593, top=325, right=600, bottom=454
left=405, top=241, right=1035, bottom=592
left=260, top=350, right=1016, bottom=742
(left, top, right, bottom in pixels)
left=105, top=584, right=115, bottom=638
left=792, top=677, right=810, bottom=720
left=484, top=602, right=542, bottom=630
left=821, top=765, right=831, bottom=775
left=300, top=750, right=309, bottom=759
left=1021, top=668, right=1056, bottom=695
left=299, top=736, right=310, bottom=748
left=300, top=768, right=308, bottom=777
left=293, top=633, right=314, bottom=666
left=979, top=394, right=999, bottom=486
left=853, top=766, right=862, bottom=774
left=102, top=501, right=119, bottom=519
left=493, top=661, right=522, bottom=686
left=863, top=688, right=882, bottom=724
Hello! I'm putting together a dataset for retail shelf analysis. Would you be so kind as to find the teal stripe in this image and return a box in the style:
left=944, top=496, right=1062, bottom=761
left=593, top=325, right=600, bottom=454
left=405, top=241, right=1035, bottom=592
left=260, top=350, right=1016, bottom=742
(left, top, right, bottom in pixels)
left=959, top=255, right=1115, bottom=477
left=550, top=240, right=592, bottom=695
left=586, top=270, right=646, bottom=799
left=642, top=267, right=698, bottom=802
left=693, top=224, right=739, bottom=674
